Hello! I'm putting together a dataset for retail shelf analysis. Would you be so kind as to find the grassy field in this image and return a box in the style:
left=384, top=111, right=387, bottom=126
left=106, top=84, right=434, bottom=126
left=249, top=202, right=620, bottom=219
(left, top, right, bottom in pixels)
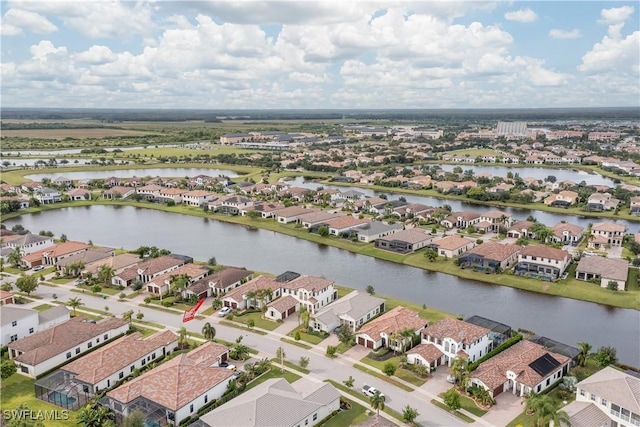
left=0, top=374, right=79, bottom=427
left=1, top=128, right=159, bottom=139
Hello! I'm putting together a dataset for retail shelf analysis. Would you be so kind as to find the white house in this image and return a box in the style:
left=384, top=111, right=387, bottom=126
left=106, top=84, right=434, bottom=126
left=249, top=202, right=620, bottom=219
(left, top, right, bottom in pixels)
left=355, top=306, right=427, bottom=350
left=7, top=316, right=129, bottom=378
left=515, top=245, right=572, bottom=280
left=104, top=342, right=233, bottom=426
left=421, top=317, right=492, bottom=366
left=2, top=233, right=55, bottom=255
left=181, top=190, right=216, bottom=207
left=407, top=343, right=445, bottom=371
left=1, top=305, right=69, bottom=347
left=34, top=188, right=61, bottom=204
left=198, top=379, right=341, bottom=427
left=312, top=291, right=386, bottom=333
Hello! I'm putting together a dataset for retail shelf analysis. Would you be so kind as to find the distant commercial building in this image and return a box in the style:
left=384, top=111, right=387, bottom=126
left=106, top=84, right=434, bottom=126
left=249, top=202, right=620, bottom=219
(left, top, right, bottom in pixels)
left=496, top=121, right=528, bottom=138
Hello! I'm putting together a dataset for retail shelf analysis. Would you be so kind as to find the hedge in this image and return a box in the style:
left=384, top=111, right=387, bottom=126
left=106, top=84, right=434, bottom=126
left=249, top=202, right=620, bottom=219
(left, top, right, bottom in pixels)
left=469, top=333, right=523, bottom=371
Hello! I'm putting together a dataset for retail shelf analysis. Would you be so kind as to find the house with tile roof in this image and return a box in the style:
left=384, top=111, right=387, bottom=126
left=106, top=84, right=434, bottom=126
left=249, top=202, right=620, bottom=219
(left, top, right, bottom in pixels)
left=182, top=190, right=215, bottom=207
left=586, top=192, right=621, bottom=212
left=354, top=221, right=403, bottom=243
left=563, top=366, right=640, bottom=427
left=470, top=340, right=571, bottom=398
left=325, top=216, right=371, bottom=236
left=84, top=253, right=142, bottom=276
left=355, top=306, right=427, bottom=350
left=273, top=206, right=315, bottom=223
left=56, top=247, right=115, bottom=272
left=374, top=228, right=433, bottom=254
left=66, top=188, right=91, bottom=200
left=544, top=190, right=579, bottom=207
left=421, top=317, right=492, bottom=366
left=145, top=263, right=210, bottom=296
left=57, top=330, right=177, bottom=393
left=575, top=256, right=629, bottom=291
left=506, top=220, right=537, bottom=239
left=298, top=210, right=345, bottom=229
left=458, top=242, right=522, bottom=272
left=311, top=291, right=386, bottom=333
left=406, top=343, right=445, bottom=371
left=184, top=266, right=254, bottom=299
left=21, top=241, right=92, bottom=268
left=430, top=235, right=476, bottom=258
left=102, top=186, right=135, bottom=199
left=221, top=275, right=282, bottom=310
left=590, top=222, right=627, bottom=248
left=197, top=378, right=341, bottom=427
left=264, top=295, right=300, bottom=321
left=103, top=342, right=232, bottom=426
left=515, top=245, right=572, bottom=280
left=0, top=290, right=15, bottom=305
left=113, top=255, right=187, bottom=287
left=550, top=222, right=584, bottom=246
left=7, top=316, right=128, bottom=378
left=1, top=233, right=55, bottom=255
left=278, top=275, right=336, bottom=315
left=2, top=305, right=71, bottom=346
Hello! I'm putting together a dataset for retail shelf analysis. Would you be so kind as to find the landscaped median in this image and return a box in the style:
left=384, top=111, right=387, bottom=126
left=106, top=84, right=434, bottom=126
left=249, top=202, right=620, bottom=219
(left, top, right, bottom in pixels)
left=325, top=380, right=407, bottom=425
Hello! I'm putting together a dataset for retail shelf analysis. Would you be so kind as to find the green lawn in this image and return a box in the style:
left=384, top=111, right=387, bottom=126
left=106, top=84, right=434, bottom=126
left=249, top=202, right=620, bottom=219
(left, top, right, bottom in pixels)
left=352, top=364, right=413, bottom=392
left=32, top=303, right=54, bottom=312
left=288, top=327, right=328, bottom=344
left=244, top=367, right=301, bottom=391
left=319, top=398, right=370, bottom=427
left=360, top=356, right=426, bottom=387
left=270, top=358, right=311, bottom=374
left=3, top=266, right=24, bottom=274
left=0, top=374, right=79, bottom=426
left=233, top=311, right=280, bottom=331
left=325, top=380, right=406, bottom=424
left=280, top=338, right=312, bottom=349
left=431, top=399, right=474, bottom=423
left=457, top=392, right=488, bottom=417
left=49, top=277, right=73, bottom=284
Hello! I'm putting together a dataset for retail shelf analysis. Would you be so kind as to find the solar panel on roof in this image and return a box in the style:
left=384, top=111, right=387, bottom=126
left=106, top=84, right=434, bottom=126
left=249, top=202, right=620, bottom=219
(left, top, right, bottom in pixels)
left=529, top=353, right=561, bottom=376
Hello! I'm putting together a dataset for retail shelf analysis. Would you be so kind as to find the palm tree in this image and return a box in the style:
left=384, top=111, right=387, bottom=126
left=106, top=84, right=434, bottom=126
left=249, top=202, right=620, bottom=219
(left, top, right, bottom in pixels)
left=68, top=297, right=83, bottom=316
left=370, top=390, right=386, bottom=416
left=7, top=247, right=22, bottom=268
left=546, top=408, right=571, bottom=427
left=451, top=357, right=470, bottom=390
left=202, top=322, right=216, bottom=341
left=245, top=290, right=257, bottom=309
left=178, top=326, right=188, bottom=349
left=97, top=265, right=115, bottom=287
left=122, top=309, right=134, bottom=329
left=77, top=405, right=114, bottom=427
left=577, top=341, right=592, bottom=367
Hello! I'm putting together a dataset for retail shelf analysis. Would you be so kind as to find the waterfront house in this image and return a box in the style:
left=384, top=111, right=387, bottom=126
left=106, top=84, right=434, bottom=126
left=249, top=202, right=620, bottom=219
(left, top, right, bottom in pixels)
left=184, top=266, right=253, bottom=298
left=242, top=201, right=286, bottom=218
left=157, top=188, right=188, bottom=204
left=469, top=340, right=571, bottom=398
left=23, top=241, right=91, bottom=268
left=84, top=253, right=142, bottom=277
left=182, top=190, right=215, bottom=207
left=7, top=316, right=128, bottom=378
left=586, top=193, right=620, bottom=212
left=430, top=235, right=476, bottom=258
left=421, top=317, right=492, bottom=366
left=449, top=211, right=482, bottom=230
left=406, top=343, right=445, bottom=371
left=375, top=228, right=433, bottom=254
left=298, top=210, right=345, bottom=228
left=1, top=305, right=69, bottom=346
left=38, top=330, right=178, bottom=409
left=563, top=366, right=640, bottom=427
left=515, top=246, right=571, bottom=280
left=464, top=316, right=512, bottom=349
left=66, top=188, right=91, bottom=201
left=104, top=342, right=233, bottom=426
left=56, top=247, right=115, bottom=272
left=324, top=216, right=371, bottom=236
left=103, top=186, right=135, bottom=199
left=104, top=177, right=122, bottom=188
left=136, top=184, right=164, bottom=200
left=543, top=190, right=579, bottom=207
left=506, top=221, right=536, bottom=239
left=198, top=378, right=341, bottom=427
left=2, top=233, right=55, bottom=255
left=550, top=222, right=584, bottom=246
left=112, top=255, right=187, bottom=287
left=630, top=196, right=640, bottom=215
left=221, top=275, right=281, bottom=310
left=273, top=206, right=314, bottom=223
left=355, top=306, right=427, bottom=350
left=34, top=188, right=61, bottom=204
left=353, top=196, right=387, bottom=213
left=311, top=291, right=386, bottom=333
left=589, top=222, right=626, bottom=247
left=575, top=256, right=629, bottom=290
left=354, top=221, right=403, bottom=243
left=146, top=263, right=210, bottom=296
left=274, top=274, right=336, bottom=317
left=457, top=242, right=522, bottom=272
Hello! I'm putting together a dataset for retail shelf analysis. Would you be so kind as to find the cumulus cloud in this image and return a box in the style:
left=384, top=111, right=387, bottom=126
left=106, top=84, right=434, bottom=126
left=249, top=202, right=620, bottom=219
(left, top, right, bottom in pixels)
left=504, top=7, right=537, bottom=23
left=598, top=5, right=634, bottom=25
left=578, top=31, right=640, bottom=73
left=73, top=45, right=118, bottom=65
left=1, top=8, right=58, bottom=35
left=548, top=29, right=581, bottom=39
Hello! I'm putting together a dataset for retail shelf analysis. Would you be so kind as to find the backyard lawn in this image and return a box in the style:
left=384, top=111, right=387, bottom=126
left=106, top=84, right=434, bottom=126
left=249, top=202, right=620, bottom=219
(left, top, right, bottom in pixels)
left=319, top=398, right=370, bottom=427
left=0, top=374, right=79, bottom=427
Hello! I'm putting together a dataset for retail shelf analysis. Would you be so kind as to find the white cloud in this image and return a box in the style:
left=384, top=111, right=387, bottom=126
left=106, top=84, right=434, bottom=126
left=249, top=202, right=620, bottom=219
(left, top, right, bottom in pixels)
left=504, top=7, right=537, bottom=23
left=578, top=31, right=640, bottom=73
left=1, top=8, right=58, bottom=35
left=598, top=5, right=634, bottom=25
left=548, top=29, right=581, bottom=39
left=73, top=46, right=117, bottom=65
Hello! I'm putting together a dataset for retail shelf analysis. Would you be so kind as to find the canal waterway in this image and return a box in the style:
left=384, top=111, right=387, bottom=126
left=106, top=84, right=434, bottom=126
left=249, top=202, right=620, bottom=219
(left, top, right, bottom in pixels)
left=25, top=167, right=240, bottom=181
left=4, top=205, right=638, bottom=366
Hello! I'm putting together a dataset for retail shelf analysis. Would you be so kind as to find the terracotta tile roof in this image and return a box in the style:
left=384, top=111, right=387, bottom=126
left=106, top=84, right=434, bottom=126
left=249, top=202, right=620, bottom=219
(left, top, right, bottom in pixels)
left=464, top=242, right=522, bottom=262
left=85, top=253, right=142, bottom=274
left=132, top=255, right=186, bottom=277
left=296, top=211, right=345, bottom=224
left=519, top=245, right=570, bottom=261
left=591, top=222, right=626, bottom=233
left=472, top=340, right=570, bottom=389
left=267, top=295, right=299, bottom=313
left=552, top=222, right=584, bottom=237
left=62, top=330, right=178, bottom=385
left=377, top=228, right=431, bottom=244
left=147, top=263, right=209, bottom=286
left=29, top=241, right=91, bottom=260
left=190, top=266, right=253, bottom=291
left=107, top=342, right=232, bottom=411
left=224, top=275, right=281, bottom=302
left=67, top=188, right=90, bottom=197
left=433, top=235, right=475, bottom=251
left=272, top=206, right=314, bottom=218
left=183, top=190, right=213, bottom=197
left=407, top=343, right=444, bottom=363
left=8, top=317, right=128, bottom=366
left=159, top=188, right=188, bottom=195
left=508, top=221, right=535, bottom=232
left=324, top=216, right=371, bottom=230
left=284, top=275, right=334, bottom=292
left=455, top=211, right=481, bottom=221
left=422, top=317, right=490, bottom=345
left=357, top=306, right=427, bottom=339
left=0, top=290, right=15, bottom=300
left=103, top=186, right=132, bottom=195
left=576, top=257, right=629, bottom=281
left=56, top=247, right=114, bottom=268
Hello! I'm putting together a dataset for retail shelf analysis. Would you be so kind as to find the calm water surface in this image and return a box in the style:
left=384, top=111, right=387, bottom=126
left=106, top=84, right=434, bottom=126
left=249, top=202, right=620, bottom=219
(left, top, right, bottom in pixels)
left=4, top=205, right=638, bottom=366
left=25, top=167, right=239, bottom=181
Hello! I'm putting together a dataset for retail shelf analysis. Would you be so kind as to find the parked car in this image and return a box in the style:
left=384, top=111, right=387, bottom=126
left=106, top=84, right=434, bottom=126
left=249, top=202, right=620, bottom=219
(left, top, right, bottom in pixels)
left=446, top=374, right=457, bottom=384
left=32, top=266, right=45, bottom=271
left=74, top=278, right=85, bottom=285
left=217, top=306, right=232, bottom=317
left=218, top=361, right=229, bottom=368
left=362, top=385, right=384, bottom=398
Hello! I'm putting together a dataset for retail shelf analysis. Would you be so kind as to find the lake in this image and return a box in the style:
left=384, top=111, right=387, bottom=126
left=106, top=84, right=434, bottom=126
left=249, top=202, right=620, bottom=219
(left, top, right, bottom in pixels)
left=25, top=167, right=240, bottom=181
left=5, top=205, right=638, bottom=366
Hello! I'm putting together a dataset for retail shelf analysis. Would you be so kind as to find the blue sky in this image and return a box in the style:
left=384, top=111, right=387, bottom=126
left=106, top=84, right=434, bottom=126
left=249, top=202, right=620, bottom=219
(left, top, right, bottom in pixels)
left=1, top=1, right=638, bottom=109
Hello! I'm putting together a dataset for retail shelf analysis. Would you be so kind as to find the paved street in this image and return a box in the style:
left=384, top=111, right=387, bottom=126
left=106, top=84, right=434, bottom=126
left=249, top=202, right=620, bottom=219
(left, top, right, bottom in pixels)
left=3, top=270, right=516, bottom=426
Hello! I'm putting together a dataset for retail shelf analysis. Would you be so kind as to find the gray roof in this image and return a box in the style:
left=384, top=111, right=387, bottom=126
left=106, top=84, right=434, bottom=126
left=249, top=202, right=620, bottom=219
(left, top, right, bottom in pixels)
left=4, top=233, right=51, bottom=246
left=577, top=366, right=640, bottom=413
left=198, top=378, right=340, bottom=427
left=356, top=221, right=403, bottom=237
left=1, top=306, right=37, bottom=327
left=56, top=247, right=114, bottom=267
left=37, top=305, right=70, bottom=323
left=314, top=291, right=385, bottom=326
left=576, top=256, right=629, bottom=282
left=563, top=401, right=612, bottom=427
left=528, top=335, right=580, bottom=359
left=464, top=315, right=512, bottom=336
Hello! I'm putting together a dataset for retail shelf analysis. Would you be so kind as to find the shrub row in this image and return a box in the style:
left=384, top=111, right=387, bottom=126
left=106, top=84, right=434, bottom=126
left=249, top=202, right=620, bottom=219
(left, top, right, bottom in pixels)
left=469, top=333, right=523, bottom=371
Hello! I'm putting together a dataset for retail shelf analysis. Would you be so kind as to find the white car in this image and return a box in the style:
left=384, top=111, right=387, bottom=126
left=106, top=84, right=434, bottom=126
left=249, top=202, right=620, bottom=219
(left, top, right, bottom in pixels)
left=32, top=265, right=45, bottom=271
left=362, top=385, right=384, bottom=398
left=217, top=307, right=232, bottom=317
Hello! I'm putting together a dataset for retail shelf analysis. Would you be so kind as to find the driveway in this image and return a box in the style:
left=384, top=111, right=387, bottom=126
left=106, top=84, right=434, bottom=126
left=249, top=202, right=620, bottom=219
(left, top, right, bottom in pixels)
left=421, top=366, right=453, bottom=396
left=343, top=343, right=371, bottom=361
left=475, top=391, right=523, bottom=427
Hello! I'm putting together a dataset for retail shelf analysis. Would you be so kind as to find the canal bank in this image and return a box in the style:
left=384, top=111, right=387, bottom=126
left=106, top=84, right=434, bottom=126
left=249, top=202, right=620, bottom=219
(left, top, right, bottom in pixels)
left=3, top=203, right=639, bottom=366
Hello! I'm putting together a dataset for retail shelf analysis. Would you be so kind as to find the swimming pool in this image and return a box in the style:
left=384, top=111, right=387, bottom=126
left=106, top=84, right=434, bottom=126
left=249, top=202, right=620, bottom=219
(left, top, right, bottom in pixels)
left=48, top=390, right=77, bottom=407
